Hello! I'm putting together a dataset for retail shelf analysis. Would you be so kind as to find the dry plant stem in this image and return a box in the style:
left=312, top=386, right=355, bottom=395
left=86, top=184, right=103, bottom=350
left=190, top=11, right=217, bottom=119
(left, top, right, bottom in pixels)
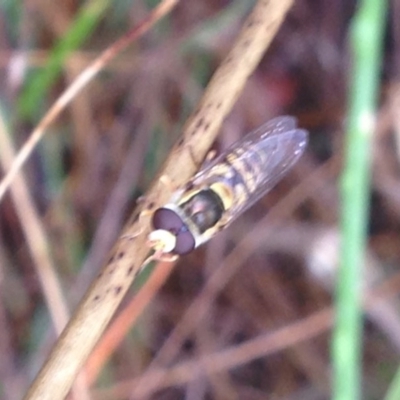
left=0, top=0, right=178, bottom=202
left=0, top=114, right=92, bottom=400
left=0, top=117, right=69, bottom=333
left=23, top=1, right=294, bottom=399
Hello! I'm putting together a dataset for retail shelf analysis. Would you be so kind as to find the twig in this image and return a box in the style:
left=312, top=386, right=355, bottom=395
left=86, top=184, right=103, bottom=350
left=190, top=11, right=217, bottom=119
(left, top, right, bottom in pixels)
left=23, top=1, right=294, bottom=399
left=0, top=100, right=91, bottom=400
left=0, top=113, right=68, bottom=334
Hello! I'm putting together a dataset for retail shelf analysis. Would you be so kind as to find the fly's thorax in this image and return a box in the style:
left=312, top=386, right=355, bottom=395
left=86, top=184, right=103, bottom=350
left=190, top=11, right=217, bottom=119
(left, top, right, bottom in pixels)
left=178, top=188, right=225, bottom=233
left=209, top=182, right=234, bottom=211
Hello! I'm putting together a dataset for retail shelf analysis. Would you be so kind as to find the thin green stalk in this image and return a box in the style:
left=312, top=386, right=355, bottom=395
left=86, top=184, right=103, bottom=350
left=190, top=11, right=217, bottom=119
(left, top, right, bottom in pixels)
left=333, top=1, right=387, bottom=400
left=384, top=366, right=400, bottom=400
left=18, top=0, right=110, bottom=120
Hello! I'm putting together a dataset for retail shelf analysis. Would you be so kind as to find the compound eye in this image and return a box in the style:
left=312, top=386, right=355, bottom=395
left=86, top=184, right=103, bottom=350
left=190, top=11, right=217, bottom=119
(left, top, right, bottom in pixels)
left=174, top=230, right=196, bottom=255
left=152, top=208, right=184, bottom=233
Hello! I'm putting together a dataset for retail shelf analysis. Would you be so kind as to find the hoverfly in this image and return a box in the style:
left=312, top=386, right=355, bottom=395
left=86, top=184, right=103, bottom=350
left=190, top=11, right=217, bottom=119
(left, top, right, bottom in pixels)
left=148, top=116, right=308, bottom=259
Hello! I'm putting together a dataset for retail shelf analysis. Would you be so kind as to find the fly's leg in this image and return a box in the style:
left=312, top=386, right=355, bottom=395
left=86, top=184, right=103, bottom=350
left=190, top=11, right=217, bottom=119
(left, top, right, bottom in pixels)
left=152, top=251, right=178, bottom=263
left=138, top=250, right=178, bottom=273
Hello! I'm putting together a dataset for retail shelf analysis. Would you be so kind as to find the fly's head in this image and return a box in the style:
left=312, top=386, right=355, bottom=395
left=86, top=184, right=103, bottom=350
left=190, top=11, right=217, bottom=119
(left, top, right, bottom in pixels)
left=148, top=207, right=196, bottom=256
left=147, top=184, right=229, bottom=257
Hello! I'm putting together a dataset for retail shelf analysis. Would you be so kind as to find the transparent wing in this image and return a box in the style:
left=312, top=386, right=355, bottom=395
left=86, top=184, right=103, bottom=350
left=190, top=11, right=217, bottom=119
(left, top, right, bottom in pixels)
left=191, top=116, right=308, bottom=225
left=231, top=126, right=308, bottom=217
left=246, top=115, right=298, bottom=140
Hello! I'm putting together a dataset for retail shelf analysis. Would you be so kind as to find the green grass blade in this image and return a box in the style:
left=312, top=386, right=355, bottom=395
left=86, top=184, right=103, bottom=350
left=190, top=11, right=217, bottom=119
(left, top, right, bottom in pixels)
left=332, top=1, right=388, bottom=400
left=18, top=0, right=110, bottom=120
left=384, top=365, right=400, bottom=400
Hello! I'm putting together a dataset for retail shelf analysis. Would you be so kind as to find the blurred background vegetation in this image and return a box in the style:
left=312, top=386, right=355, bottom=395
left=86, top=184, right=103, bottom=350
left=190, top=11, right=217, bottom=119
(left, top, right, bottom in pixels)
left=0, top=0, right=399, bottom=399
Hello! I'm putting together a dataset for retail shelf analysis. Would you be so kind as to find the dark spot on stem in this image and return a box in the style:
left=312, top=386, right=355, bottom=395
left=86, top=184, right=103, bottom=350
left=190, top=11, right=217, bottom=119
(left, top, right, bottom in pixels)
left=108, top=255, right=115, bottom=264
left=115, top=286, right=122, bottom=296
left=195, top=118, right=204, bottom=130
left=242, top=39, right=251, bottom=48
